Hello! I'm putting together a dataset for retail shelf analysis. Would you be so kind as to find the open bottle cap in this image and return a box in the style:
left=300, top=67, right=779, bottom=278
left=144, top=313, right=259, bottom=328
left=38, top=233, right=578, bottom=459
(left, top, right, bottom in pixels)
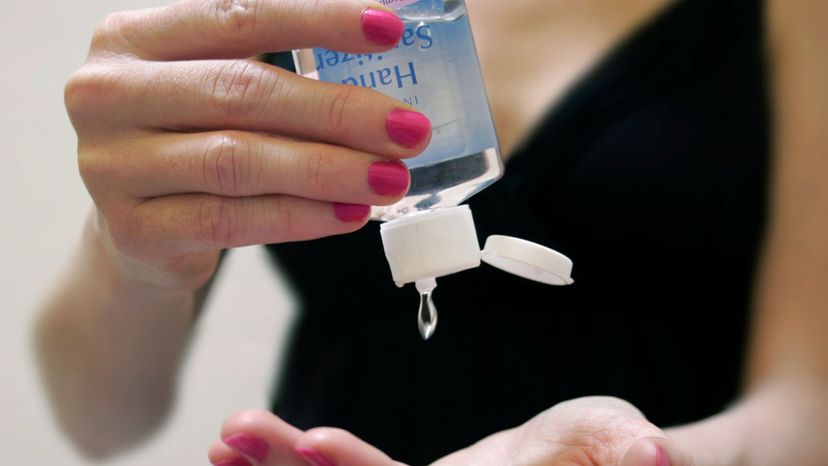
left=380, top=205, right=482, bottom=287
left=380, top=205, right=573, bottom=286
left=481, top=235, right=573, bottom=285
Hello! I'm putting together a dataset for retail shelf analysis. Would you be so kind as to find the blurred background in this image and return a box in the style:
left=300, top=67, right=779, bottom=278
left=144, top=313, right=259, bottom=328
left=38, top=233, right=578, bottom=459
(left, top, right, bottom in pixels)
left=0, top=0, right=296, bottom=463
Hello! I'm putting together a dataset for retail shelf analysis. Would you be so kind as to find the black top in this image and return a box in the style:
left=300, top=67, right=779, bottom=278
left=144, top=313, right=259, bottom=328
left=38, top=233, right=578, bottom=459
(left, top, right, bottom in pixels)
left=264, top=0, right=770, bottom=463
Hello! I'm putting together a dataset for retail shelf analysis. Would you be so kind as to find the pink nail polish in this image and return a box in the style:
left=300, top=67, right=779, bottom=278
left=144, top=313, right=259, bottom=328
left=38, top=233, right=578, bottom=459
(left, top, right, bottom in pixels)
left=334, top=203, right=371, bottom=222
left=214, top=458, right=253, bottom=466
left=296, top=447, right=336, bottom=466
left=368, top=161, right=409, bottom=196
left=656, top=446, right=672, bottom=466
left=361, top=9, right=404, bottom=45
left=386, top=108, right=431, bottom=148
left=223, top=433, right=270, bottom=463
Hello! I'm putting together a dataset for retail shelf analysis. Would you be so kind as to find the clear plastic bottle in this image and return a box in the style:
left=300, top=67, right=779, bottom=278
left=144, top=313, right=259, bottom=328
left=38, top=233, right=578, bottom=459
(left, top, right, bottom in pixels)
left=293, top=0, right=501, bottom=221
left=294, top=0, right=573, bottom=338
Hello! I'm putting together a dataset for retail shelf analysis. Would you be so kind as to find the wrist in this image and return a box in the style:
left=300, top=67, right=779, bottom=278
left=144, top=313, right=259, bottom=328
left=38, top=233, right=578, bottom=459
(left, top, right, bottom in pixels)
left=85, top=208, right=218, bottom=298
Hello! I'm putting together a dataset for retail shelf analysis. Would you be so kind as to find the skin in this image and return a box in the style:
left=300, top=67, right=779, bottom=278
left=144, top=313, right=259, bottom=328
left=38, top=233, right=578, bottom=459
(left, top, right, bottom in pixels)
left=472, top=0, right=673, bottom=157
left=34, top=0, right=828, bottom=464
left=35, top=0, right=427, bottom=458
left=208, top=398, right=695, bottom=466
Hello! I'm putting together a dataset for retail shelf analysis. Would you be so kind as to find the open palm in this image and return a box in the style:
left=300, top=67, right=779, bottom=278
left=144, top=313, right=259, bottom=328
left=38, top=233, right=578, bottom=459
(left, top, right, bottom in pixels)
left=209, top=397, right=694, bottom=466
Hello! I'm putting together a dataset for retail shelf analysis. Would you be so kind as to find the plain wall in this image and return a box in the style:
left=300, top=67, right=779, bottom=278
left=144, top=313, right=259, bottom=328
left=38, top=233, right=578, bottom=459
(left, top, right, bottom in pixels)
left=0, top=0, right=296, bottom=463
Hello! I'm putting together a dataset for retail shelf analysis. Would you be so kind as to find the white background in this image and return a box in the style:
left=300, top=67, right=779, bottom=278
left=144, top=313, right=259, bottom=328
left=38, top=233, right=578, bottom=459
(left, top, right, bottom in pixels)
left=0, top=1, right=297, bottom=463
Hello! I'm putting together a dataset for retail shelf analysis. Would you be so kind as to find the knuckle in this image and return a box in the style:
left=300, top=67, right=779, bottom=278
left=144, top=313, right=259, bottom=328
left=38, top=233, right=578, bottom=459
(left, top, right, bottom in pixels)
left=90, top=12, right=123, bottom=51
left=197, top=197, right=239, bottom=247
left=202, top=133, right=255, bottom=195
left=210, top=0, right=262, bottom=40
left=273, top=196, right=297, bottom=240
left=324, top=84, right=357, bottom=135
left=221, top=409, right=274, bottom=433
left=301, top=146, right=334, bottom=192
left=90, top=11, right=140, bottom=54
left=77, top=147, right=119, bottom=194
left=207, top=61, right=278, bottom=119
left=305, top=427, right=350, bottom=444
left=64, top=64, right=127, bottom=127
left=290, top=0, right=321, bottom=26
left=63, top=72, right=88, bottom=117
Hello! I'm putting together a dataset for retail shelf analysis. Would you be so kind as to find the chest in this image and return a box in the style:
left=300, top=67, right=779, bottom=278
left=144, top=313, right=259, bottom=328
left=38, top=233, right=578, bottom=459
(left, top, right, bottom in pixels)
left=467, top=0, right=673, bottom=157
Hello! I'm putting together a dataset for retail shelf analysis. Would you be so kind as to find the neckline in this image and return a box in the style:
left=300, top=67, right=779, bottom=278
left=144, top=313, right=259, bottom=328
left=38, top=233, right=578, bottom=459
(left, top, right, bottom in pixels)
left=504, top=0, right=696, bottom=170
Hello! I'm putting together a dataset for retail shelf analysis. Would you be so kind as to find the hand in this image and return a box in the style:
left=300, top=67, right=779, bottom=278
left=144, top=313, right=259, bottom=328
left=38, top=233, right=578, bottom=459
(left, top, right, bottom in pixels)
left=208, top=397, right=695, bottom=466
left=66, top=0, right=430, bottom=292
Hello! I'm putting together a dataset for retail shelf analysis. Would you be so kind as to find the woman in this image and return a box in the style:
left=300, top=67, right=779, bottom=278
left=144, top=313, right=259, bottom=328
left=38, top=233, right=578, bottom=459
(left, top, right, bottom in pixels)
left=35, top=0, right=828, bottom=465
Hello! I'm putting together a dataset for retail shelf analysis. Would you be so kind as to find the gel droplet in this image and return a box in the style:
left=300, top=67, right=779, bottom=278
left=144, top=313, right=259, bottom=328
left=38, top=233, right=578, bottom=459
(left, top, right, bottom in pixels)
left=415, top=278, right=438, bottom=340
left=418, top=289, right=437, bottom=339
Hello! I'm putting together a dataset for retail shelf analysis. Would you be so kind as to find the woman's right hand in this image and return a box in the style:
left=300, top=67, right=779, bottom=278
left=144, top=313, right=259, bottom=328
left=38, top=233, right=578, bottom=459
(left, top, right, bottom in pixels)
left=66, top=0, right=431, bottom=293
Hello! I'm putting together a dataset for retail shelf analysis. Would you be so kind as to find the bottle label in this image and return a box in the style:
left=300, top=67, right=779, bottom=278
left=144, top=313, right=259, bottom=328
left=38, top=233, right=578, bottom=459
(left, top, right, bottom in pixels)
left=378, top=0, right=419, bottom=9
left=313, top=10, right=498, bottom=167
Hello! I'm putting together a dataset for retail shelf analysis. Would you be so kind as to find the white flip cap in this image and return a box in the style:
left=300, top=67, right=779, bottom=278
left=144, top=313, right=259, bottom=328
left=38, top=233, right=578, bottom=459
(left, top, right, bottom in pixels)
left=380, top=205, right=573, bottom=286
left=380, top=205, right=481, bottom=287
left=481, top=235, right=574, bottom=285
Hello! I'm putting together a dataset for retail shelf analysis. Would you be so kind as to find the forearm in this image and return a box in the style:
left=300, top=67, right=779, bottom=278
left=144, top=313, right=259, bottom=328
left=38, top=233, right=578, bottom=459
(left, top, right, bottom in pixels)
left=672, top=2, right=828, bottom=458
left=667, top=380, right=828, bottom=466
left=34, top=210, right=206, bottom=458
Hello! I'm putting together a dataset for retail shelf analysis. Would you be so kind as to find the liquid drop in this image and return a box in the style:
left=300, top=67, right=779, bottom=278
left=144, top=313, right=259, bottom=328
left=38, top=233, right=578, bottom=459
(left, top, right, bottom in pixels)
left=415, top=278, right=438, bottom=340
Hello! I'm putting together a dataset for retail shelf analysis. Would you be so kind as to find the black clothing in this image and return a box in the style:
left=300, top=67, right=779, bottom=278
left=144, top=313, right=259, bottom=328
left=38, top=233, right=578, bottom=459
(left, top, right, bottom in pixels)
left=265, top=0, right=770, bottom=463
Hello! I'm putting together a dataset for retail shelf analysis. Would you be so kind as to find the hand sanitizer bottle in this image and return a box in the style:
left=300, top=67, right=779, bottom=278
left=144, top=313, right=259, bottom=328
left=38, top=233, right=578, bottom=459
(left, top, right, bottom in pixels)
left=294, top=0, right=573, bottom=339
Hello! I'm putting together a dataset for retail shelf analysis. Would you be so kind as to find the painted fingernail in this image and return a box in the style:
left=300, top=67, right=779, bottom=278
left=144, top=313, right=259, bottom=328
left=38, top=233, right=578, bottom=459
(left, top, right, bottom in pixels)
left=223, top=433, right=270, bottom=463
left=656, top=446, right=672, bottom=466
left=214, top=458, right=253, bottom=466
left=386, top=108, right=431, bottom=148
left=368, top=161, right=409, bottom=196
left=361, top=9, right=404, bottom=45
left=334, top=203, right=371, bottom=222
left=296, top=447, right=336, bottom=466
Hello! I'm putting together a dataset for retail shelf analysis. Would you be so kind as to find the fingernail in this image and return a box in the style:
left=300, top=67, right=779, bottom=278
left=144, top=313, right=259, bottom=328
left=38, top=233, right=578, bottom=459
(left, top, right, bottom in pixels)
left=361, top=9, right=404, bottom=45
left=334, top=203, right=371, bottom=222
left=214, top=458, right=253, bottom=466
left=386, top=108, right=431, bottom=148
left=223, top=433, right=270, bottom=463
left=368, top=161, right=409, bottom=196
left=656, top=446, right=672, bottom=466
left=296, top=447, right=336, bottom=466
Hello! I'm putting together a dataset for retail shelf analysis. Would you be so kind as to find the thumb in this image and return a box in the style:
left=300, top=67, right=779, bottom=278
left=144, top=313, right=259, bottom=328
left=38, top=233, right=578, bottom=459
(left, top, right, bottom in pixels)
left=620, top=436, right=696, bottom=466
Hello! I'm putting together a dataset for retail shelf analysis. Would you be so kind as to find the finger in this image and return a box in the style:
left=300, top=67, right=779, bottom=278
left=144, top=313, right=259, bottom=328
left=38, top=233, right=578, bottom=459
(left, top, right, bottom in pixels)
left=123, top=131, right=410, bottom=204
left=79, top=59, right=431, bottom=157
left=94, top=0, right=403, bottom=60
left=620, top=436, right=696, bottom=466
left=115, top=194, right=370, bottom=260
left=295, top=427, right=409, bottom=466
left=209, top=439, right=254, bottom=466
left=219, top=410, right=306, bottom=466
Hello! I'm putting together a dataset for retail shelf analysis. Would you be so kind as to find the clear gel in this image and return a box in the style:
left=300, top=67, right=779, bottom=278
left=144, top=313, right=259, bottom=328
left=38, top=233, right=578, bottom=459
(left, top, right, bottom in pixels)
left=416, top=278, right=438, bottom=339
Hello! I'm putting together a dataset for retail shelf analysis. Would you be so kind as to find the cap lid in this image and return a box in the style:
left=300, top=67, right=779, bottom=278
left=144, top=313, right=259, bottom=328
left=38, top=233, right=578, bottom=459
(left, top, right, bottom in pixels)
left=481, top=235, right=574, bottom=285
left=380, top=205, right=574, bottom=287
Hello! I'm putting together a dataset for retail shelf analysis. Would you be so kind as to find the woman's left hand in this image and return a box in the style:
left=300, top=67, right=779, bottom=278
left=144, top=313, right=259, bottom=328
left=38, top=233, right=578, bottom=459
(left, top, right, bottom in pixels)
left=208, top=396, right=694, bottom=466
